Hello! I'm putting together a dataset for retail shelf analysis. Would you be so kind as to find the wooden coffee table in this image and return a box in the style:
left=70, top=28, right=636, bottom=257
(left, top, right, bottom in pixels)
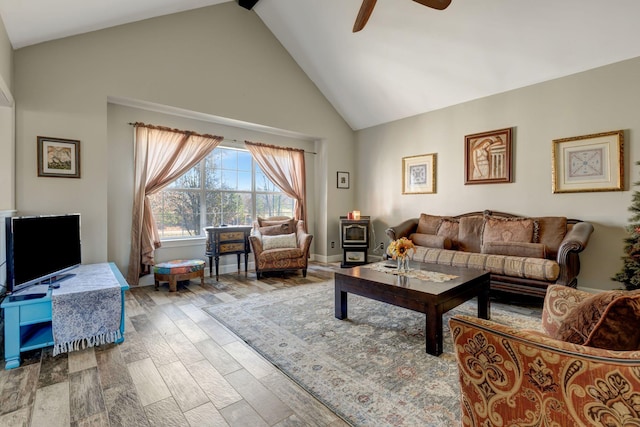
left=334, top=260, right=490, bottom=356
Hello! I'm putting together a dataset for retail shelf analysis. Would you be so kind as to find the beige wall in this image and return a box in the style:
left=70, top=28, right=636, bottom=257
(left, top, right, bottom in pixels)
left=0, top=14, right=11, bottom=89
left=13, top=3, right=354, bottom=277
left=356, top=57, right=640, bottom=291
left=0, top=14, right=14, bottom=211
left=0, top=15, right=13, bottom=291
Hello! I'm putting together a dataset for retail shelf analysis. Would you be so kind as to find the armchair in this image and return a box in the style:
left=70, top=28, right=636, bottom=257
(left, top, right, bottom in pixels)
left=249, top=217, right=313, bottom=278
left=450, top=285, right=640, bottom=426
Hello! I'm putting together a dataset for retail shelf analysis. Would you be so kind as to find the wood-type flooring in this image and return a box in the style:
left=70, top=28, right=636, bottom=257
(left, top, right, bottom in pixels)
left=0, top=262, right=349, bottom=427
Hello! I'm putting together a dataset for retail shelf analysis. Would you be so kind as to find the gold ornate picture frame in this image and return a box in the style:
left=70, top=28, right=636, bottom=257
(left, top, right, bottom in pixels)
left=464, top=127, right=512, bottom=184
left=37, top=136, right=81, bottom=178
left=552, top=130, right=624, bottom=193
left=402, top=153, right=436, bottom=194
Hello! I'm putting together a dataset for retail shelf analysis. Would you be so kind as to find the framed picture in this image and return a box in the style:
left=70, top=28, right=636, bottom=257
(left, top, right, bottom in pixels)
left=37, top=136, right=81, bottom=178
left=402, top=153, right=436, bottom=194
left=464, top=127, right=512, bottom=184
left=552, top=130, right=624, bottom=193
left=337, top=171, right=350, bottom=189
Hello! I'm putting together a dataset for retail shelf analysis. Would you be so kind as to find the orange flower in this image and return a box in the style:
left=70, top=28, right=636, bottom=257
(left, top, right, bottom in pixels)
left=387, top=237, right=416, bottom=260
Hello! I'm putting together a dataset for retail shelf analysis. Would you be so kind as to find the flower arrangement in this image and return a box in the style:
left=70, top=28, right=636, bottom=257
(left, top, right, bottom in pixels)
left=387, top=237, right=416, bottom=260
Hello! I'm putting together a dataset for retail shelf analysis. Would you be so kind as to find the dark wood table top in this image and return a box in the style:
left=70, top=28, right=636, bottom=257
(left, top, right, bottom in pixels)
left=334, top=260, right=489, bottom=297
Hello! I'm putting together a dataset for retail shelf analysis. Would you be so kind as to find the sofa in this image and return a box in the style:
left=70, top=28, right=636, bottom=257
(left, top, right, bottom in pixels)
left=385, top=210, right=594, bottom=299
left=450, top=285, right=640, bottom=426
left=249, top=216, right=313, bottom=278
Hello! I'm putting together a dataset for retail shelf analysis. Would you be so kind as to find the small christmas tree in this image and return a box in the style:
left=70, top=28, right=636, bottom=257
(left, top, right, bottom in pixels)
left=613, top=161, right=640, bottom=290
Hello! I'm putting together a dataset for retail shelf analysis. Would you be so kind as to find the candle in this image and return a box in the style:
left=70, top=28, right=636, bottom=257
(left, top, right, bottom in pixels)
left=353, top=210, right=361, bottom=220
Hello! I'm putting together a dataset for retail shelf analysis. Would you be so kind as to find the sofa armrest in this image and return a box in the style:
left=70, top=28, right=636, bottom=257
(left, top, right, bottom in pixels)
left=450, top=314, right=640, bottom=427
left=248, top=235, right=264, bottom=256
left=385, top=218, right=418, bottom=241
left=555, top=221, right=594, bottom=286
left=297, top=232, right=313, bottom=256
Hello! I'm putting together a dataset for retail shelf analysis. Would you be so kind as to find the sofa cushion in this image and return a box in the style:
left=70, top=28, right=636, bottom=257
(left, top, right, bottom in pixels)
left=262, top=232, right=298, bottom=250
left=412, top=246, right=560, bottom=282
left=554, top=290, right=640, bottom=350
left=409, top=233, right=451, bottom=249
left=416, top=213, right=442, bottom=235
left=436, top=218, right=459, bottom=249
left=483, top=216, right=538, bottom=244
left=533, top=216, right=567, bottom=259
left=481, top=241, right=546, bottom=258
left=457, top=216, right=484, bottom=253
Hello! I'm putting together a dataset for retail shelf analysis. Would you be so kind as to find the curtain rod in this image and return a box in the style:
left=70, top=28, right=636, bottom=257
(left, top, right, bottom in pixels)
left=129, top=122, right=316, bottom=154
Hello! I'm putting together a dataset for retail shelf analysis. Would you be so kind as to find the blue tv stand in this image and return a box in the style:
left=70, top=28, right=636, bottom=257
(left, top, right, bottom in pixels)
left=1, top=262, right=129, bottom=369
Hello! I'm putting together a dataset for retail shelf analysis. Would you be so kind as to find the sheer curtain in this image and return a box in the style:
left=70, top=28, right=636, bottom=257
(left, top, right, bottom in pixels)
left=127, top=123, right=222, bottom=285
left=245, top=141, right=307, bottom=229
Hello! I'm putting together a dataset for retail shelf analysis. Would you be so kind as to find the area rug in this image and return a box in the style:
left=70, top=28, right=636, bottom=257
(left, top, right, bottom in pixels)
left=204, top=281, right=541, bottom=426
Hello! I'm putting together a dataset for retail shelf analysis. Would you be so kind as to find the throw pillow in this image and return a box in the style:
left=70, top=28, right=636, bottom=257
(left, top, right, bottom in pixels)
left=534, top=216, right=567, bottom=259
left=554, top=290, right=640, bottom=351
left=585, top=294, right=640, bottom=350
left=416, top=214, right=442, bottom=235
left=408, top=233, right=451, bottom=249
left=259, top=224, right=294, bottom=236
left=482, top=216, right=538, bottom=245
left=262, top=233, right=297, bottom=250
left=457, top=216, right=484, bottom=253
left=436, top=218, right=459, bottom=249
left=481, top=241, right=546, bottom=258
left=553, top=291, right=623, bottom=345
left=258, top=218, right=296, bottom=234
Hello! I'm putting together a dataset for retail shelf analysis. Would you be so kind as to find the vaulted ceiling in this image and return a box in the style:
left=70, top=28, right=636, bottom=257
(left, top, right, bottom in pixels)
left=1, top=0, right=640, bottom=130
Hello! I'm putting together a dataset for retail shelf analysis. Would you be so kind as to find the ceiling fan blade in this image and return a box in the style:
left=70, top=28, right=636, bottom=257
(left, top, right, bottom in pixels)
left=353, top=0, right=377, bottom=32
left=412, top=0, right=452, bottom=10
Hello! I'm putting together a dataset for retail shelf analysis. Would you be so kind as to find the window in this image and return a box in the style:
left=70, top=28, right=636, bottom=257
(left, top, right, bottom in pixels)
left=150, top=146, right=294, bottom=239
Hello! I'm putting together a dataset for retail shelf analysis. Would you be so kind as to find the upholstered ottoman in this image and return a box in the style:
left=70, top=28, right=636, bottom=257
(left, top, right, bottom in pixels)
left=153, top=259, right=205, bottom=292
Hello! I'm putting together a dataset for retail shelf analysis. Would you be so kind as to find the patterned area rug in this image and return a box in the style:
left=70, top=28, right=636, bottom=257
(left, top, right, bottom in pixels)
left=204, top=281, right=541, bottom=426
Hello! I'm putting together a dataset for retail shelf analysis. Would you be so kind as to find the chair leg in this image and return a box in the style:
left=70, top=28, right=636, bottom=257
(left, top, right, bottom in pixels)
left=302, top=269, right=307, bottom=278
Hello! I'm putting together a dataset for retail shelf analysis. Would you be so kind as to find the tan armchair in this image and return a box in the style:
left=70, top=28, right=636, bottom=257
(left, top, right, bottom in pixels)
left=449, top=284, right=640, bottom=426
left=249, top=217, right=313, bottom=279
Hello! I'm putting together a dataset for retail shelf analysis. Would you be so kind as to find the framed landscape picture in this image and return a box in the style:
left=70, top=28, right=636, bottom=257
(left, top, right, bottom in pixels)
left=402, top=153, right=436, bottom=194
left=552, top=130, right=624, bottom=193
left=37, top=136, right=81, bottom=178
left=464, top=127, right=513, bottom=184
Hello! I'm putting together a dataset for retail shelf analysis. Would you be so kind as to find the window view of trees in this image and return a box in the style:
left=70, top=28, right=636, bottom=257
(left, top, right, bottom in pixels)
left=150, top=146, right=294, bottom=239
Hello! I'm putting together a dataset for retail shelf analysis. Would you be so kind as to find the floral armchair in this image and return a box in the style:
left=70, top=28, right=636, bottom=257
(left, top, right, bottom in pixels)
left=450, top=284, right=640, bottom=426
left=249, top=216, right=313, bottom=278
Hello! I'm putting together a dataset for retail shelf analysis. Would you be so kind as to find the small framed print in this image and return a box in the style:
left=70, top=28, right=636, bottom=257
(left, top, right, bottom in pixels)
left=552, top=130, right=624, bottom=193
left=37, top=136, right=81, bottom=178
left=464, top=127, right=512, bottom=184
left=337, top=171, right=350, bottom=189
left=402, top=153, right=436, bottom=194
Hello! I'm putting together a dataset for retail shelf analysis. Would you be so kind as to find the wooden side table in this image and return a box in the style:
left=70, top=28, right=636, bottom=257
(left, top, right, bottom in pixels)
left=204, top=226, right=252, bottom=281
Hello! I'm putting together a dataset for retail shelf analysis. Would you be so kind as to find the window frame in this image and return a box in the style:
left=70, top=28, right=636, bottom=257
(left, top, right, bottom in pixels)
left=151, top=145, right=294, bottom=242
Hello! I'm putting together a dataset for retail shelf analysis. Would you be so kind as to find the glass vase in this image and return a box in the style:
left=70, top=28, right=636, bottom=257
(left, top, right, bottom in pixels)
left=397, top=256, right=410, bottom=273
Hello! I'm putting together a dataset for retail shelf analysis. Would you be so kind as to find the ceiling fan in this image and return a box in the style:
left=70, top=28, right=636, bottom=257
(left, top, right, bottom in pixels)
left=353, top=0, right=452, bottom=32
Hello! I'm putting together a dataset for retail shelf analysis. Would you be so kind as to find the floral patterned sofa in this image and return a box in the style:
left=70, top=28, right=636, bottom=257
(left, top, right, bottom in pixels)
left=450, top=284, right=640, bottom=426
left=249, top=216, right=313, bottom=278
left=385, top=210, right=594, bottom=299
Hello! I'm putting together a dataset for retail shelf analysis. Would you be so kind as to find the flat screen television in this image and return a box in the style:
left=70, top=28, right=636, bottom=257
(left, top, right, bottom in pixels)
left=5, top=213, right=81, bottom=296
